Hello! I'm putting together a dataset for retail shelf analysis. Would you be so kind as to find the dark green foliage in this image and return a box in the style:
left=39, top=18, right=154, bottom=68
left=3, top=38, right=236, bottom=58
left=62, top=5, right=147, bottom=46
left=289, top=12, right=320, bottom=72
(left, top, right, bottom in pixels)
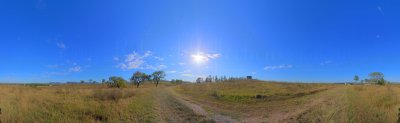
left=354, top=75, right=359, bottom=82
left=131, top=71, right=148, bottom=88
left=369, top=72, right=385, bottom=85
left=107, top=76, right=128, bottom=88
left=152, top=71, right=166, bottom=87
left=377, top=78, right=385, bottom=85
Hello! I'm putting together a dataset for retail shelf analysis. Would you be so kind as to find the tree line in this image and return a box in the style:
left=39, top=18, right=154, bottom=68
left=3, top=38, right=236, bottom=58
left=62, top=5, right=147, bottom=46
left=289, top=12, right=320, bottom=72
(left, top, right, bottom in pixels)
left=102, top=70, right=166, bottom=88
left=196, top=75, right=251, bottom=83
left=354, top=72, right=386, bottom=85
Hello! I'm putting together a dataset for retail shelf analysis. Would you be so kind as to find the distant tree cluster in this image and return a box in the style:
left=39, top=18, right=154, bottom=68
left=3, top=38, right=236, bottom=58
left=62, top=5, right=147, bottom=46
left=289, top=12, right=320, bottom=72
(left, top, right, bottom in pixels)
left=354, top=72, right=386, bottom=85
left=102, top=70, right=166, bottom=88
left=196, top=75, right=251, bottom=83
left=78, top=79, right=98, bottom=84
left=171, top=79, right=184, bottom=85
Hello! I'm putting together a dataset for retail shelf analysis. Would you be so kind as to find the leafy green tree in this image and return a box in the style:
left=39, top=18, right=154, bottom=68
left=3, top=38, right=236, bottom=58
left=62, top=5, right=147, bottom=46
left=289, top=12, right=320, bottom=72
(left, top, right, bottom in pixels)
left=377, top=78, right=385, bottom=85
left=152, top=71, right=166, bottom=87
left=107, top=76, right=127, bottom=88
left=369, top=72, right=385, bottom=85
left=131, top=71, right=148, bottom=88
left=354, top=75, right=359, bottom=82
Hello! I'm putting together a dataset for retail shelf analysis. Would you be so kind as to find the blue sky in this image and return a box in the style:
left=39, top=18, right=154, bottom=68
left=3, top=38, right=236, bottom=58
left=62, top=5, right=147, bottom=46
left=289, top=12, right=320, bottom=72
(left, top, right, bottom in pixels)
left=1, top=0, right=400, bottom=83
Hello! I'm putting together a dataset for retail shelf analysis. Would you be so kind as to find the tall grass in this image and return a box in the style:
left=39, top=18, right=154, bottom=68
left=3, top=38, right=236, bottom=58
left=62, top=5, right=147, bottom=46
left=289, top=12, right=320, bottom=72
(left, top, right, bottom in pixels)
left=0, top=84, right=158, bottom=123
left=174, top=81, right=400, bottom=122
left=344, top=85, right=399, bottom=123
left=175, top=80, right=332, bottom=103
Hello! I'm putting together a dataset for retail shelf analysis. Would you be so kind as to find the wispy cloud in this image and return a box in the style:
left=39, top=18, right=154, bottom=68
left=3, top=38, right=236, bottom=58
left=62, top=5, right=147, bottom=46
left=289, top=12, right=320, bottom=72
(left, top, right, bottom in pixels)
left=117, top=52, right=147, bottom=70
left=145, top=64, right=167, bottom=70
left=320, top=60, right=333, bottom=66
left=144, top=51, right=152, bottom=57
left=207, top=53, right=220, bottom=59
left=117, top=51, right=167, bottom=70
left=56, top=42, right=66, bottom=49
left=154, top=56, right=164, bottom=61
left=264, top=64, right=293, bottom=70
left=69, top=66, right=81, bottom=72
left=191, top=52, right=221, bottom=62
left=179, top=62, right=186, bottom=66
left=113, top=57, right=119, bottom=61
left=377, top=6, right=384, bottom=15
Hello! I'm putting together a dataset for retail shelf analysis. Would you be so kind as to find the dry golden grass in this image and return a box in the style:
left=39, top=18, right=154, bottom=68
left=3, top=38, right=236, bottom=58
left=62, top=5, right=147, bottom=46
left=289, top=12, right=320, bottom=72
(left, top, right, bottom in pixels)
left=174, top=80, right=400, bottom=123
left=1, top=81, right=400, bottom=123
left=0, top=84, right=158, bottom=123
left=175, top=80, right=333, bottom=104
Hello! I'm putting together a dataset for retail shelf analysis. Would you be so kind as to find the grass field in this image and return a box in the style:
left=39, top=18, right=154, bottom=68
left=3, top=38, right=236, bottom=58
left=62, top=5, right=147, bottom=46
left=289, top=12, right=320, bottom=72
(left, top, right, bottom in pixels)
left=0, top=80, right=399, bottom=123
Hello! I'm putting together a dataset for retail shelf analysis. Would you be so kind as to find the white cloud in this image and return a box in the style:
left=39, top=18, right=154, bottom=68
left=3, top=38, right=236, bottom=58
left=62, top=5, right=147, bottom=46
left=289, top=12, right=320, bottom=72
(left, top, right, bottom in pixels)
left=180, top=69, right=191, bottom=74
left=179, top=62, right=186, bottom=65
left=56, top=42, right=66, bottom=49
left=264, top=64, right=293, bottom=70
left=154, top=56, right=164, bottom=61
left=146, top=64, right=167, bottom=70
left=117, top=51, right=153, bottom=70
left=320, top=60, right=333, bottom=66
left=69, top=66, right=81, bottom=72
left=117, top=51, right=169, bottom=71
left=191, top=52, right=221, bottom=63
left=144, top=51, right=152, bottom=57
left=207, top=53, right=221, bottom=59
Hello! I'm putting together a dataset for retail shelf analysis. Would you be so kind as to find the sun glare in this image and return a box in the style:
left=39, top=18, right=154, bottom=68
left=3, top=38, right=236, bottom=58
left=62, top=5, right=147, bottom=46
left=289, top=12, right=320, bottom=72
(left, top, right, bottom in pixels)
left=191, top=53, right=207, bottom=64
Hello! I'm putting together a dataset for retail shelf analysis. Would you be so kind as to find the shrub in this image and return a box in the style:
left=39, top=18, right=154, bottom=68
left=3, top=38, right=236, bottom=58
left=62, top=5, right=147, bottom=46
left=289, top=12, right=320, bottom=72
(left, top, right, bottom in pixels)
left=106, top=76, right=128, bottom=88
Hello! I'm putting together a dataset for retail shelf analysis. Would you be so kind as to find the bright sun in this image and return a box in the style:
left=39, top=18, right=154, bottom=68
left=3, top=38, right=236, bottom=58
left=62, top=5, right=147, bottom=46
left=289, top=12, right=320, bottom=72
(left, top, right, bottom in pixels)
left=191, top=53, right=208, bottom=64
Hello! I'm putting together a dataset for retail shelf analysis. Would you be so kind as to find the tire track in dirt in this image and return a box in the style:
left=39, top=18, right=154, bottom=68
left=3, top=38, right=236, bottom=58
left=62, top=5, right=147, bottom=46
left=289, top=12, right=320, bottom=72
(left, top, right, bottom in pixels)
left=165, top=87, right=238, bottom=123
left=155, top=88, right=213, bottom=123
left=267, top=87, right=342, bottom=123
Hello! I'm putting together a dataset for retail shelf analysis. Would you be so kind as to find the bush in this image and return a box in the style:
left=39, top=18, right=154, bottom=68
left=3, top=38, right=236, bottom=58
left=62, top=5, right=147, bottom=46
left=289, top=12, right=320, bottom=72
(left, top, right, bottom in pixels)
left=106, top=76, right=128, bottom=88
left=377, top=78, right=385, bottom=85
left=93, top=89, right=135, bottom=101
